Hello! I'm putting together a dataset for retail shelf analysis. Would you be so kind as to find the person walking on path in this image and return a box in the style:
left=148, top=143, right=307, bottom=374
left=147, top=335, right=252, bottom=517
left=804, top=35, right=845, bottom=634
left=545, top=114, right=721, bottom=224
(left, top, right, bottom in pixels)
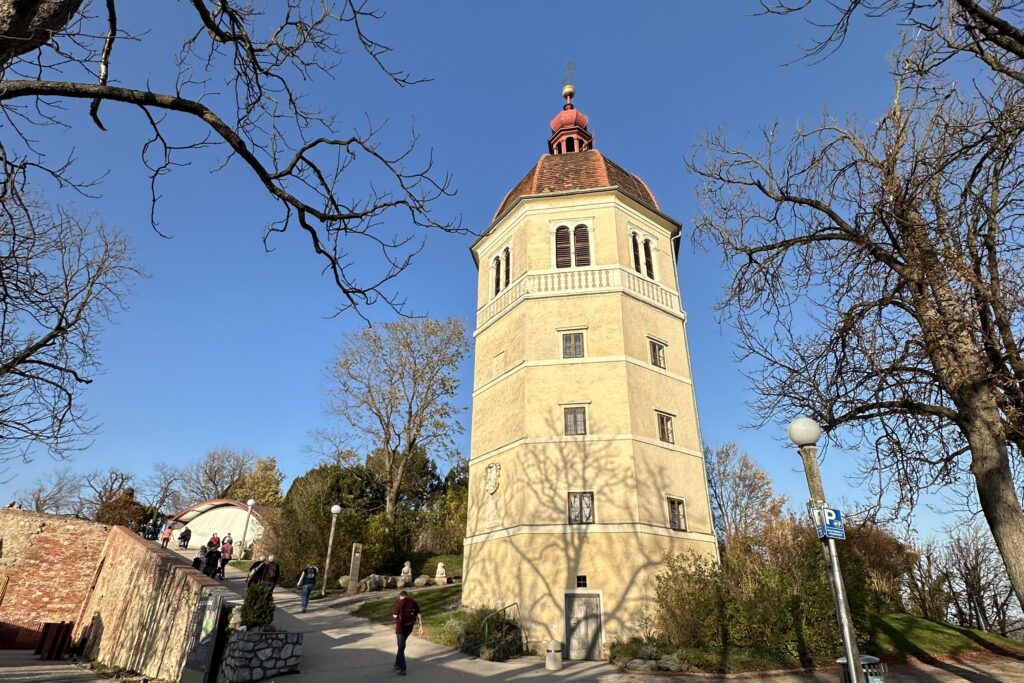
left=179, top=527, right=192, bottom=549
left=247, top=555, right=267, bottom=590
left=204, top=542, right=222, bottom=578
left=261, top=555, right=281, bottom=589
left=208, top=532, right=220, bottom=548
left=296, top=563, right=319, bottom=613
left=391, top=590, right=424, bottom=676
left=219, top=537, right=234, bottom=573
left=193, top=544, right=207, bottom=571
left=160, top=526, right=173, bottom=549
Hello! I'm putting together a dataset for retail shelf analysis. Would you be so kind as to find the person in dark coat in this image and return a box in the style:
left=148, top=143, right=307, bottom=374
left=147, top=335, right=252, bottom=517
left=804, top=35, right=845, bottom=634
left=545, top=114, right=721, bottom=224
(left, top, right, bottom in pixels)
left=179, top=527, right=192, bottom=549
left=296, top=563, right=319, bottom=613
left=204, top=543, right=222, bottom=578
left=192, top=545, right=207, bottom=571
left=261, top=555, right=281, bottom=589
left=391, top=591, right=424, bottom=675
left=246, top=555, right=267, bottom=590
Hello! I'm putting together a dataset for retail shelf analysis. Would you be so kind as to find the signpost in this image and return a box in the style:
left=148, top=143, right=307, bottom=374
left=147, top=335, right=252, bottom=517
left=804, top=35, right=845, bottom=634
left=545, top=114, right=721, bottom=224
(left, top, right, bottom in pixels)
left=346, top=543, right=363, bottom=596
left=812, top=506, right=846, bottom=540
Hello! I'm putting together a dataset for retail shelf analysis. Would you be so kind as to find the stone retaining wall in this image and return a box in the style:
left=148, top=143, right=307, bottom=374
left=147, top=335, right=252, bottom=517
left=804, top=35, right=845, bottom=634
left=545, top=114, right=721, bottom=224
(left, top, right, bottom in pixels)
left=0, top=509, right=109, bottom=648
left=219, top=630, right=303, bottom=682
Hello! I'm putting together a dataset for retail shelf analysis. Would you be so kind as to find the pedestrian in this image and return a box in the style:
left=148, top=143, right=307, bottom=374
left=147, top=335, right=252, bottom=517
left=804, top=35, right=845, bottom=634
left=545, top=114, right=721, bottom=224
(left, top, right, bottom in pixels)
left=160, top=526, right=173, bottom=549
left=220, top=537, right=234, bottom=573
left=193, top=545, right=207, bottom=571
left=296, top=563, right=319, bottom=613
left=247, top=555, right=267, bottom=589
left=209, top=532, right=220, bottom=548
left=204, top=542, right=221, bottom=578
left=391, top=590, right=424, bottom=676
left=179, top=527, right=192, bottom=549
left=261, top=555, right=280, bottom=589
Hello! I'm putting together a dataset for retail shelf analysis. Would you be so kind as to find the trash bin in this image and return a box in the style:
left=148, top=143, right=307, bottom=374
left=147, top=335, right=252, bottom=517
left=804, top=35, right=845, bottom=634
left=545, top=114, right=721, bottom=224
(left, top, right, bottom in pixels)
left=545, top=640, right=563, bottom=671
left=836, top=655, right=888, bottom=683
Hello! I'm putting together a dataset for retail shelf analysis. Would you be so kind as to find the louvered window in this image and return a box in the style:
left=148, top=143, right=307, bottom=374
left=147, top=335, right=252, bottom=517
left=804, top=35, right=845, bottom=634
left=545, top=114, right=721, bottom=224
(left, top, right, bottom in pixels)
left=573, top=225, right=590, bottom=266
left=503, top=247, right=511, bottom=288
left=644, top=239, right=654, bottom=278
left=632, top=233, right=641, bottom=273
left=568, top=492, right=594, bottom=524
left=493, top=256, right=501, bottom=296
left=555, top=226, right=571, bottom=268
left=563, top=333, right=584, bottom=359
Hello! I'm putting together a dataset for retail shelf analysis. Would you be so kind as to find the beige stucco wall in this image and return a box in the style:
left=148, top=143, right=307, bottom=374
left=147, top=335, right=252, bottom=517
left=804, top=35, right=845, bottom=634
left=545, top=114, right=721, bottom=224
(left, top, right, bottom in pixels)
left=464, top=189, right=719, bottom=655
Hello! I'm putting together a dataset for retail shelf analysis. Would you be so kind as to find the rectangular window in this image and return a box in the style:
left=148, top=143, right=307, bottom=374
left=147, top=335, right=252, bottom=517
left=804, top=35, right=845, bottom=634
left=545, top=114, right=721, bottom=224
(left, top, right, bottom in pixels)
left=668, top=498, right=686, bottom=531
left=568, top=492, right=595, bottom=524
left=649, top=340, right=666, bottom=368
left=657, top=412, right=674, bottom=444
left=564, top=407, right=587, bottom=436
left=576, top=575, right=588, bottom=588
left=562, top=332, right=584, bottom=359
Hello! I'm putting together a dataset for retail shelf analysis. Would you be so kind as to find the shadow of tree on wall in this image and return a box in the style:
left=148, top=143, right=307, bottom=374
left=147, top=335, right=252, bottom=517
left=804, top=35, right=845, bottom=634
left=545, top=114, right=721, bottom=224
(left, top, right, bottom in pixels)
left=464, top=411, right=705, bottom=653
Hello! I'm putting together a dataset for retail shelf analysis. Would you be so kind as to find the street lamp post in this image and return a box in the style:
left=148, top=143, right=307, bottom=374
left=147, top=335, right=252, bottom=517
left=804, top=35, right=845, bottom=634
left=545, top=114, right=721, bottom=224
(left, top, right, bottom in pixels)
left=240, top=498, right=256, bottom=559
left=787, top=417, right=866, bottom=683
left=322, top=504, right=342, bottom=597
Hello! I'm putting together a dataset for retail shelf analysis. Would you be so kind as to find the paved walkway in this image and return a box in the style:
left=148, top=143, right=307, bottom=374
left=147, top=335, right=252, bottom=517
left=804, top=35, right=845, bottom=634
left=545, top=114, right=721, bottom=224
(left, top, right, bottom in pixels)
left=5, top=544, right=1024, bottom=682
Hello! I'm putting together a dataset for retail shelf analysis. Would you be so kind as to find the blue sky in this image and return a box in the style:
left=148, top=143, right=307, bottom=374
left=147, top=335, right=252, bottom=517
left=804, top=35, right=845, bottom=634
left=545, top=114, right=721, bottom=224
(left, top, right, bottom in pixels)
left=3, top=3, right=947, bottom=530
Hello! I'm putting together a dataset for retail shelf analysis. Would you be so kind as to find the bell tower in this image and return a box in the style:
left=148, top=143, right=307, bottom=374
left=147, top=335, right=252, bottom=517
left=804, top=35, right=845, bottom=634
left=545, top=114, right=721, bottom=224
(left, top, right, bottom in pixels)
left=462, top=86, right=718, bottom=659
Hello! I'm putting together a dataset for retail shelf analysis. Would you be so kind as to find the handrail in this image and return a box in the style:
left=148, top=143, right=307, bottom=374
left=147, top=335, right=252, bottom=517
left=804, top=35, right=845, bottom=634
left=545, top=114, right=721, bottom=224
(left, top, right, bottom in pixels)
left=481, top=601, right=526, bottom=656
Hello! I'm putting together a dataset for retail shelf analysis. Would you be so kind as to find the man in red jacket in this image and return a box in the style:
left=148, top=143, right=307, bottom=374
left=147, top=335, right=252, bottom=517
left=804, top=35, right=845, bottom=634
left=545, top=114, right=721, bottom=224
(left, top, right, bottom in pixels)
left=391, top=591, right=424, bottom=675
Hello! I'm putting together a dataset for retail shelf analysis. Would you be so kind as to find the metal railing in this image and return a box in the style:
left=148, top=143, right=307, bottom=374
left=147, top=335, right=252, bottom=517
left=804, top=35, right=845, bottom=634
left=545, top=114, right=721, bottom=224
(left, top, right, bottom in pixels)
left=481, top=602, right=526, bottom=658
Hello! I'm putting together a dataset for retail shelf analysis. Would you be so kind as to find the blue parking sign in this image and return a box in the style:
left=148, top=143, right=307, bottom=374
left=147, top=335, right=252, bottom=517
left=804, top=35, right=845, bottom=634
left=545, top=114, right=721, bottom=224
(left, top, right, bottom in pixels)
left=811, top=507, right=846, bottom=540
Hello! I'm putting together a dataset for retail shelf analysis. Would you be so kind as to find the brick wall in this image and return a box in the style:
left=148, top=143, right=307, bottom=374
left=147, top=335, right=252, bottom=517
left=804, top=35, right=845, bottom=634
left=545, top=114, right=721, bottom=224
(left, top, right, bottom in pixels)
left=72, top=526, right=227, bottom=682
left=0, top=509, right=109, bottom=648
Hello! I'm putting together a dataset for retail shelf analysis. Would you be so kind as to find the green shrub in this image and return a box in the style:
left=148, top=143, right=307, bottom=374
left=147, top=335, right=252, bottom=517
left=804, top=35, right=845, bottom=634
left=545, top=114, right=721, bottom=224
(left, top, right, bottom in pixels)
left=448, top=607, right=524, bottom=661
left=240, top=584, right=275, bottom=628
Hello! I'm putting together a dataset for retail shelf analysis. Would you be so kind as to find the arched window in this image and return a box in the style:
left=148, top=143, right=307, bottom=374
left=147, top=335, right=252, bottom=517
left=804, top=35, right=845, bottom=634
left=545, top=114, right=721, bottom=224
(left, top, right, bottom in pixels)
left=573, top=225, right=590, bottom=267
left=631, top=233, right=641, bottom=273
left=503, top=247, right=511, bottom=288
left=555, top=226, right=571, bottom=268
left=493, top=256, right=501, bottom=296
left=643, top=239, right=654, bottom=279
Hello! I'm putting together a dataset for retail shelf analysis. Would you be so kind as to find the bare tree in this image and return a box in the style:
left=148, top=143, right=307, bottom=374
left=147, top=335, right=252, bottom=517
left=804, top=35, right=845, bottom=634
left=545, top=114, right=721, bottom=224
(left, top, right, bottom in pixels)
left=325, top=317, right=468, bottom=521
left=689, top=34, right=1024, bottom=605
left=907, top=538, right=952, bottom=622
left=138, top=462, right=184, bottom=515
left=179, top=448, right=252, bottom=504
left=0, top=1, right=464, bottom=316
left=17, top=467, right=84, bottom=514
left=0, top=199, right=136, bottom=472
left=705, top=442, right=787, bottom=546
left=79, top=467, right=134, bottom=518
left=944, top=520, right=1020, bottom=634
left=762, top=1, right=1024, bottom=84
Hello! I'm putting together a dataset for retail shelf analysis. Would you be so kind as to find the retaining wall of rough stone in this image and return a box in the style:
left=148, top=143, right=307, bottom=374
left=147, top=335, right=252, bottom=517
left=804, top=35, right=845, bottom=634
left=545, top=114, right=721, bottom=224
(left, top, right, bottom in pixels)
left=71, top=526, right=226, bottom=682
left=0, top=509, right=109, bottom=648
left=219, top=630, right=303, bottom=682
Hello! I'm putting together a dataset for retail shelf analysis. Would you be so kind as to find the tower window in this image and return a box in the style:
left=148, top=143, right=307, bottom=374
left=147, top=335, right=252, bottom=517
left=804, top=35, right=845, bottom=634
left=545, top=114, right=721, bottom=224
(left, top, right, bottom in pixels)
left=657, top=412, right=674, bottom=444
left=564, top=406, right=587, bottom=436
left=668, top=498, right=687, bottom=531
left=576, top=575, right=588, bottom=588
left=555, top=226, right=571, bottom=268
left=649, top=340, right=666, bottom=369
left=503, top=247, right=511, bottom=288
left=568, top=492, right=594, bottom=524
left=631, top=233, right=641, bottom=273
left=563, top=332, right=584, bottom=359
left=566, top=137, right=576, bottom=153
left=493, top=256, right=501, bottom=296
left=644, top=239, right=654, bottom=279
left=573, top=225, right=590, bottom=267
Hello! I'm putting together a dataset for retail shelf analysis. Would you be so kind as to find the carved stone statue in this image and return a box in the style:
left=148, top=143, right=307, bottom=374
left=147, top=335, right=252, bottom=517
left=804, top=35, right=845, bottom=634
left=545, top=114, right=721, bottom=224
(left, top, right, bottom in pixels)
left=398, top=560, right=414, bottom=588
left=435, top=561, right=448, bottom=585
left=485, top=462, right=501, bottom=495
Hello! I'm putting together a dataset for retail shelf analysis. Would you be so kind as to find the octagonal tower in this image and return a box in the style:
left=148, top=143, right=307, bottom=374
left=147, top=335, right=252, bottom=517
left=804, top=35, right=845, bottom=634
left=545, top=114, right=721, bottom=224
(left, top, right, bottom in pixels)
left=462, top=86, right=719, bottom=659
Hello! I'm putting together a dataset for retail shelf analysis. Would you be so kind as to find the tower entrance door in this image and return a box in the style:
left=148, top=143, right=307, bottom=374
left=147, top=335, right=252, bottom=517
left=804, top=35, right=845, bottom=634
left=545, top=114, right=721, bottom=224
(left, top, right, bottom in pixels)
left=564, top=593, right=602, bottom=660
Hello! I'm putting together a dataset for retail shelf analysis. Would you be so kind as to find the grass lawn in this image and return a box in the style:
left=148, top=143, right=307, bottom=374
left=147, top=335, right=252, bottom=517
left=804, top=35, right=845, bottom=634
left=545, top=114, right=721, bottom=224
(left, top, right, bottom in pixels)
left=352, top=584, right=463, bottom=643
left=416, top=554, right=462, bottom=580
left=228, top=560, right=254, bottom=572
left=866, top=612, right=1024, bottom=663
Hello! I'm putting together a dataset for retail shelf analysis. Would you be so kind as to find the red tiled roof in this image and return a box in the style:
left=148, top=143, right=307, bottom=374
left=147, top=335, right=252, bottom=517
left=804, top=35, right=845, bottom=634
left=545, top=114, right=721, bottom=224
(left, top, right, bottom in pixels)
left=492, top=150, right=659, bottom=222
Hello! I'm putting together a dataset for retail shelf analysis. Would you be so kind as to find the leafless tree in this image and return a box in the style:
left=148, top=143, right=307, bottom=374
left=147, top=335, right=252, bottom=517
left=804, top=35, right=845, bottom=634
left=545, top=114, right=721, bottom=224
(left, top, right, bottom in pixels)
left=0, top=198, right=136, bottom=473
left=17, top=466, right=85, bottom=514
left=325, top=317, right=468, bottom=521
left=689, top=34, right=1024, bottom=605
left=78, top=467, right=134, bottom=518
left=762, top=1, right=1024, bottom=84
left=179, top=448, right=252, bottom=504
left=906, top=538, right=952, bottom=622
left=705, top=442, right=787, bottom=546
left=944, top=520, right=1020, bottom=633
left=138, top=462, right=184, bottom=515
left=0, top=1, right=465, bottom=316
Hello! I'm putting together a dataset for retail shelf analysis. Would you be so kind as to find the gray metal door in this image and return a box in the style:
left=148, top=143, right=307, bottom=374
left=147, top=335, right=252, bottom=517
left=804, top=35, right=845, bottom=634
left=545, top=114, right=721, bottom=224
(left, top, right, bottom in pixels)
left=565, top=594, right=601, bottom=660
